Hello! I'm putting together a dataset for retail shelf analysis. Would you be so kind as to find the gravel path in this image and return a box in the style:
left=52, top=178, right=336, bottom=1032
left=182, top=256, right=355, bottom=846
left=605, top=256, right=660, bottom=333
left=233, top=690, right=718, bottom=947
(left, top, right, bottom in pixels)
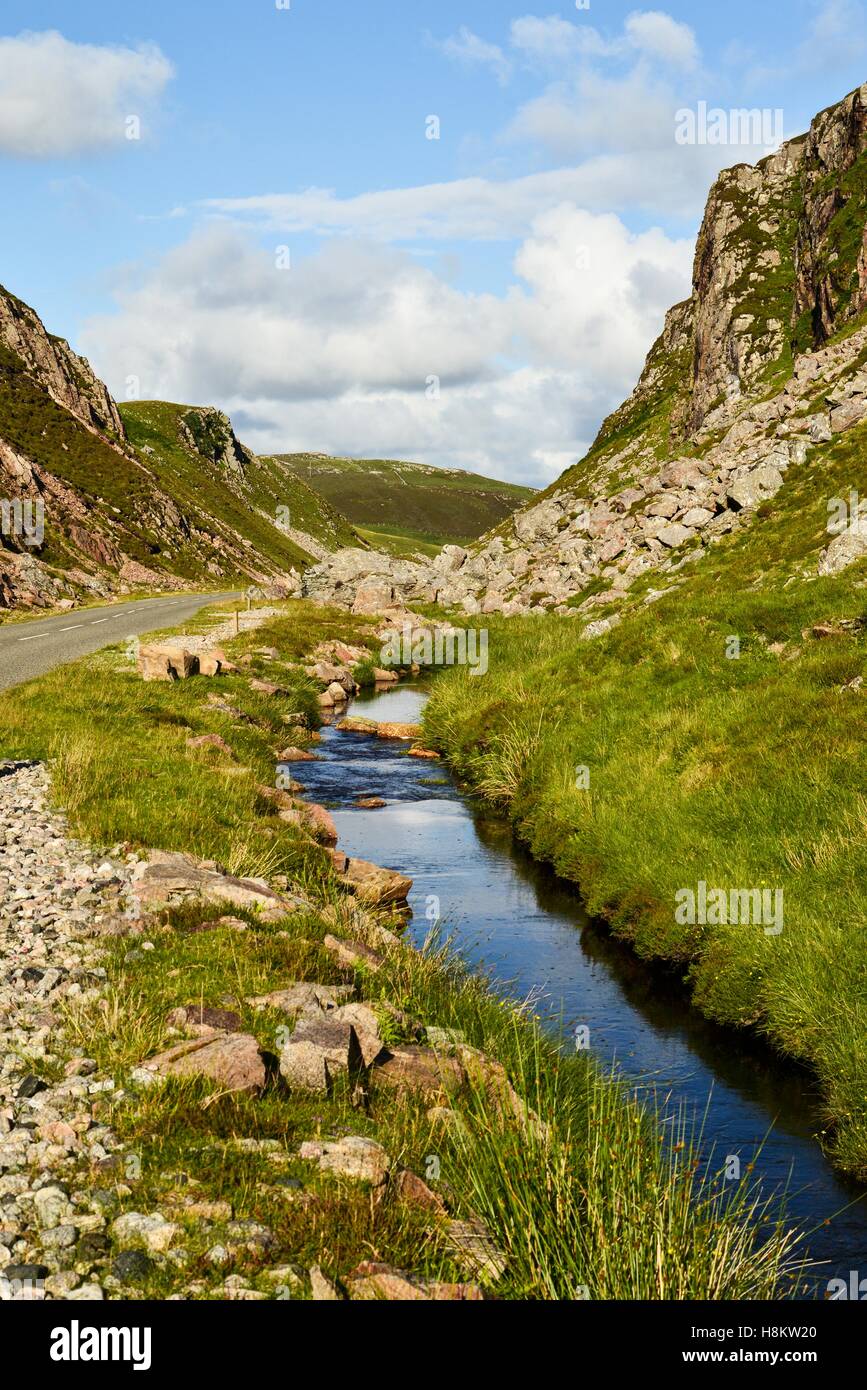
left=0, top=760, right=137, bottom=1301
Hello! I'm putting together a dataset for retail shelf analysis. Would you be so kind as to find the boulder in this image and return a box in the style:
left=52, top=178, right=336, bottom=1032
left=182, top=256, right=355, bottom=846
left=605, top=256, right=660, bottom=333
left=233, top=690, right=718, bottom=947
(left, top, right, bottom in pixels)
left=276, top=746, right=317, bottom=762
left=680, top=507, right=715, bottom=528
left=279, top=1017, right=364, bottom=1093
left=374, top=722, right=422, bottom=740
left=372, top=1044, right=464, bottom=1098
left=394, top=1168, right=447, bottom=1214
left=309, top=1266, right=341, bottom=1301
left=166, top=1004, right=242, bottom=1033
left=336, top=717, right=378, bottom=735
left=328, top=1002, right=385, bottom=1067
left=249, top=679, right=291, bottom=698
left=137, top=645, right=197, bottom=682
left=818, top=517, right=867, bottom=575
left=246, top=983, right=355, bottom=1017
left=830, top=398, right=867, bottom=433
left=298, top=1135, right=390, bottom=1185
left=323, top=932, right=386, bottom=971
left=727, top=466, right=784, bottom=511
left=345, top=1261, right=482, bottom=1301
left=139, top=1031, right=267, bottom=1094
left=336, top=859, right=412, bottom=907
left=131, top=849, right=305, bottom=922
left=353, top=583, right=396, bottom=614
left=197, top=652, right=224, bottom=677
left=656, top=523, right=695, bottom=549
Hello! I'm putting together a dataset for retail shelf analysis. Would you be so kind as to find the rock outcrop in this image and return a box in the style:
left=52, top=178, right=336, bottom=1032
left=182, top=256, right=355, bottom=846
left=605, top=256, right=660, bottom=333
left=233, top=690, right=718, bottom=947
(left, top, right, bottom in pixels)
left=302, top=84, right=867, bottom=624
left=0, top=286, right=361, bottom=610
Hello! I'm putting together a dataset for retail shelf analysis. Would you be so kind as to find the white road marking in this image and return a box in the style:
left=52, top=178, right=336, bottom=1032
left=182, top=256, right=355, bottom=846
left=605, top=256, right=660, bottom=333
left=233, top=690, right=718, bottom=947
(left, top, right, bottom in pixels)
left=59, top=624, right=85, bottom=631
left=90, top=619, right=109, bottom=625
left=18, top=634, right=44, bottom=642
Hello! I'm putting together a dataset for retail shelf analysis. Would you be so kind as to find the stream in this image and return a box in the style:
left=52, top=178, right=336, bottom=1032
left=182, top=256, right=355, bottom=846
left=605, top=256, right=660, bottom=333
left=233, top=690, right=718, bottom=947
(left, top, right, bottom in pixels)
left=284, top=681, right=867, bottom=1296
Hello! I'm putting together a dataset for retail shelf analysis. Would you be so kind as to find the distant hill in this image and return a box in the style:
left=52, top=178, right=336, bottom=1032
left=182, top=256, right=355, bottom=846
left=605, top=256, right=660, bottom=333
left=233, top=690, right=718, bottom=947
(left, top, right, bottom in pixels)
left=0, top=280, right=361, bottom=610
left=276, top=452, right=535, bottom=551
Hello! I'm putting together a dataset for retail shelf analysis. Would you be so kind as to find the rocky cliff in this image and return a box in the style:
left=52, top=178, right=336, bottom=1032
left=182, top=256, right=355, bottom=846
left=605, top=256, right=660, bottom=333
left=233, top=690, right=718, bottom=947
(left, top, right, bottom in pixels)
left=303, top=82, right=867, bottom=625
left=0, top=287, right=360, bottom=610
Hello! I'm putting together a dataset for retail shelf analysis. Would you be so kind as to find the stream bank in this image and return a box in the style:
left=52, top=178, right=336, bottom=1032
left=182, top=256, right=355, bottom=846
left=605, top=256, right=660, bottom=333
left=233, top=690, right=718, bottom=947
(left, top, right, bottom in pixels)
left=290, top=681, right=867, bottom=1294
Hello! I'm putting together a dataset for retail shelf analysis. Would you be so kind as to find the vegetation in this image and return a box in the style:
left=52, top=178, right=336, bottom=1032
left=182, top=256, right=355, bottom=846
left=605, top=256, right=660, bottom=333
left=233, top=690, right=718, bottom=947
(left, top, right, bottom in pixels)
left=0, top=599, right=801, bottom=1299
left=277, top=451, right=535, bottom=544
left=423, top=418, right=867, bottom=1178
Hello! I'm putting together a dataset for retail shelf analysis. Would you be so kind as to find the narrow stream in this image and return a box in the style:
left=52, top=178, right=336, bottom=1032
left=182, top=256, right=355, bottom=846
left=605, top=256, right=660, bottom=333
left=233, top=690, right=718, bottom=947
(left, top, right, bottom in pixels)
left=285, top=681, right=867, bottom=1295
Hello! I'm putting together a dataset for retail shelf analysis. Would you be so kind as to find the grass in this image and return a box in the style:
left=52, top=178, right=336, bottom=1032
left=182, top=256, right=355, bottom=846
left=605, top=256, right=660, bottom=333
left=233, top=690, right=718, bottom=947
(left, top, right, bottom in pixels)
left=277, top=452, right=534, bottom=543
left=0, top=598, right=802, bottom=1299
left=358, top=526, right=444, bottom=558
left=423, top=416, right=867, bottom=1179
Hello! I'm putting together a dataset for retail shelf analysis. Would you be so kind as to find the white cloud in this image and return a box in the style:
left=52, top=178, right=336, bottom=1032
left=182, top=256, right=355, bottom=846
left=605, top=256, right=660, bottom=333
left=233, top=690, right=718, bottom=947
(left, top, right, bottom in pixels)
left=508, top=10, right=699, bottom=71
left=0, top=30, right=173, bottom=158
left=202, top=131, right=735, bottom=240
left=509, top=15, right=614, bottom=67
left=624, top=11, right=700, bottom=70
left=81, top=214, right=691, bottom=487
left=433, top=26, right=513, bottom=85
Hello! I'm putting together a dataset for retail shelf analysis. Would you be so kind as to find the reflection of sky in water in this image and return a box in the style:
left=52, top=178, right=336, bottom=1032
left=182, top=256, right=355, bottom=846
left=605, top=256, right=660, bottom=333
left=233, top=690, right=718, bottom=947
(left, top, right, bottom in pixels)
left=281, top=683, right=867, bottom=1292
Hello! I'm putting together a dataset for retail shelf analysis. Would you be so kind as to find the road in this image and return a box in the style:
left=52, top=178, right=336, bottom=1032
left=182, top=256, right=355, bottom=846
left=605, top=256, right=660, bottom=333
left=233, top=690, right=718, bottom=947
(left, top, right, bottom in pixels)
left=0, top=591, right=240, bottom=692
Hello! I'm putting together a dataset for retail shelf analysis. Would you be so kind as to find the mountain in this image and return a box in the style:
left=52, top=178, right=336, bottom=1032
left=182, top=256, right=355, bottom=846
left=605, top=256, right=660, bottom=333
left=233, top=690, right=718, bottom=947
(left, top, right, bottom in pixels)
left=443, top=81, right=867, bottom=619
left=0, top=286, right=360, bottom=611
left=276, top=452, right=535, bottom=553
left=303, top=82, right=867, bottom=619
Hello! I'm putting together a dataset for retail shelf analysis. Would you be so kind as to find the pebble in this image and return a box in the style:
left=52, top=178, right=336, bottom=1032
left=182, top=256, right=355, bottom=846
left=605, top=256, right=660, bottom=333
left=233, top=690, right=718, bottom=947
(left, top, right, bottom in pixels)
left=0, top=762, right=138, bottom=1299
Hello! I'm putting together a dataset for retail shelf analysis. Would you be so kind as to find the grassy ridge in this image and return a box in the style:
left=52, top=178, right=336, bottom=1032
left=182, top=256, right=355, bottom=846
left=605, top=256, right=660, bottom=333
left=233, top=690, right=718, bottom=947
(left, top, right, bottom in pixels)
left=423, top=423, right=867, bottom=1178
left=277, top=452, right=535, bottom=543
left=0, top=600, right=800, bottom=1298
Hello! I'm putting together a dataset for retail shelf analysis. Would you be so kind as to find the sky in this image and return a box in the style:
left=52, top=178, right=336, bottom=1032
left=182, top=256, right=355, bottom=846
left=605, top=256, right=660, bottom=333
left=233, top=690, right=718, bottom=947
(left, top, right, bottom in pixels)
left=0, top=1, right=865, bottom=487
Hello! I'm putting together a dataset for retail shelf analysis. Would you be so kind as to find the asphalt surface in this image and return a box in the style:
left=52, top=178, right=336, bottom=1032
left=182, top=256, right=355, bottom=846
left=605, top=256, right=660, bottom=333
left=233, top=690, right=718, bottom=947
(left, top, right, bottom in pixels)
left=0, top=591, right=240, bottom=692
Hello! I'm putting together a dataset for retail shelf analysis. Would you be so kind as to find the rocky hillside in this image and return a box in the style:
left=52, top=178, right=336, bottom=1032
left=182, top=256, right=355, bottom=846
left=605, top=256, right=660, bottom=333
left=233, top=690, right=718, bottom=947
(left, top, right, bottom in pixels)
left=0, top=285, right=360, bottom=611
left=277, top=452, right=535, bottom=550
left=304, top=83, right=867, bottom=622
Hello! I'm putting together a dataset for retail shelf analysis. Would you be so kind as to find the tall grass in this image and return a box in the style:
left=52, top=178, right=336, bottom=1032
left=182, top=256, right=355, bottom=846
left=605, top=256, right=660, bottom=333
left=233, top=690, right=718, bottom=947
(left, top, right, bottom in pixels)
left=423, top=427, right=867, bottom=1177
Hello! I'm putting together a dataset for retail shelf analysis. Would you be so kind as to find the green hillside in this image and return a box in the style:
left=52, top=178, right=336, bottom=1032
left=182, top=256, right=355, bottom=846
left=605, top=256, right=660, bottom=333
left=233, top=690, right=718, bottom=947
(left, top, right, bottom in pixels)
left=276, top=452, right=535, bottom=547
left=120, top=403, right=359, bottom=573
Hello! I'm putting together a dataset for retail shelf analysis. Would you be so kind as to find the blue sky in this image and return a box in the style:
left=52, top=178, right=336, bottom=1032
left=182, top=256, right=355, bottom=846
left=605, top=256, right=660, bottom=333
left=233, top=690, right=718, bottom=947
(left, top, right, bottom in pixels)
left=1, top=1, right=865, bottom=484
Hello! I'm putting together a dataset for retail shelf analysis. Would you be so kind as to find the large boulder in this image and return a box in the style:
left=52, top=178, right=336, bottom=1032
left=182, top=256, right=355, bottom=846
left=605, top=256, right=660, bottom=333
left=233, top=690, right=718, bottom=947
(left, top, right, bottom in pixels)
left=818, top=517, right=867, bottom=575
left=279, top=1017, right=364, bottom=1093
left=137, top=645, right=197, bottom=681
left=131, top=850, right=306, bottom=922
left=727, top=465, right=784, bottom=511
left=138, top=1031, right=268, bottom=1094
left=336, top=859, right=412, bottom=907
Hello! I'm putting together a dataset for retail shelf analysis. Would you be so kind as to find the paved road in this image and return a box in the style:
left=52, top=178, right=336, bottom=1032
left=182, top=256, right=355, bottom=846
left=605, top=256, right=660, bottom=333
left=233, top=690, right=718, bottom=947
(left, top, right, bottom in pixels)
left=0, top=591, right=240, bottom=692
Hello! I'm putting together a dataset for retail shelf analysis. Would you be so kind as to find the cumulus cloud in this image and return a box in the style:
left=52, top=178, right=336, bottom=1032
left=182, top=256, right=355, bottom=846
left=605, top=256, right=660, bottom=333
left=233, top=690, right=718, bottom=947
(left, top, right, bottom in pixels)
left=0, top=30, right=173, bottom=158
left=509, top=10, right=699, bottom=71
left=81, top=214, right=691, bottom=486
left=624, top=11, right=700, bottom=70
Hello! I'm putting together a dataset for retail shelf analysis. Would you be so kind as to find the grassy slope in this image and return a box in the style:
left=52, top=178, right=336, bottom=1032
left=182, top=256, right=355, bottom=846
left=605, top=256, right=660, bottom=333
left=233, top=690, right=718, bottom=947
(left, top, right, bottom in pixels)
left=0, top=356, right=361, bottom=587
left=120, top=403, right=359, bottom=573
left=423, top=416, right=867, bottom=1177
left=277, top=452, right=535, bottom=545
left=0, top=601, right=799, bottom=1299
